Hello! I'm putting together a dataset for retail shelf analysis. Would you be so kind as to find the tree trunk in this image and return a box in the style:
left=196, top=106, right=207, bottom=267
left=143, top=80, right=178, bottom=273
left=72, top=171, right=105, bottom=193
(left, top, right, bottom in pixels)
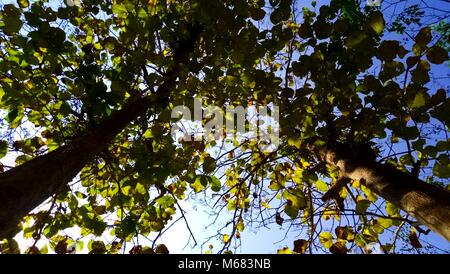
left=311, top=142, right=450, bottom=242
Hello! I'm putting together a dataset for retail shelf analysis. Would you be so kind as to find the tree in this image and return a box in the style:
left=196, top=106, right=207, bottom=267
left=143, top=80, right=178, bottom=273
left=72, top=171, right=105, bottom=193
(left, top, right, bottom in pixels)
left=0, top=0, right=449, bottom=254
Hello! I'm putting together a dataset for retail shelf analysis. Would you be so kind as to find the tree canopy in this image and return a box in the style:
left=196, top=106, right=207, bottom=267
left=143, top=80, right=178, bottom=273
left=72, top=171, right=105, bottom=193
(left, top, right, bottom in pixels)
left=0, top=0, right=449, bottom=254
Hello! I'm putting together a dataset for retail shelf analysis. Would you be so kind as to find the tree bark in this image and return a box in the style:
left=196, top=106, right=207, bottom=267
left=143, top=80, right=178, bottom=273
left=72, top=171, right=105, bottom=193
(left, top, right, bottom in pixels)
left=310, top=142, right=450, bottom=242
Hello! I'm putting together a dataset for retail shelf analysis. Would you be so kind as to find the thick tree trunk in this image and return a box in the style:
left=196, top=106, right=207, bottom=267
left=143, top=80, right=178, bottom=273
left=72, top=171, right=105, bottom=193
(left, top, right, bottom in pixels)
left=0, top=94, right=152, bottom=239
left=311, top=142, right=450, bottom=242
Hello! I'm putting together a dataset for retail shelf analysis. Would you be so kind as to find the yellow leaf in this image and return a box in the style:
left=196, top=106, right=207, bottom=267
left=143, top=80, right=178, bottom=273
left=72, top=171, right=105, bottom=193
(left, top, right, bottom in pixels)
left=338, top=186, right=348, bottom=199
left=222, top=234, right=230, bottom=243
left=17, top=0, right=29, bottom=8
left=292, top=168, right=303, bottom=185
left=377, top=217, right=393, bottom=229
left=361, top=185, right=378, bottom=202
left=277, top=247, right=293, bottom=254
left=319, top=231, right=333, bottom=249
left=288, top=137, right=301, bottom=149
left=237, top=218, right=245, bottom=232
left=300, top=158, right=310, bottom=168
left=135, top=183, right=147, bottom=195
left=143, top=129, right=153, bottom=138
left=352, top=179, right=361, bottom=188
left=261, top=201, right=271, bottom=209
left=316, top=180, right=328, bottom=192
left=386, top=202, right=400, bottom=217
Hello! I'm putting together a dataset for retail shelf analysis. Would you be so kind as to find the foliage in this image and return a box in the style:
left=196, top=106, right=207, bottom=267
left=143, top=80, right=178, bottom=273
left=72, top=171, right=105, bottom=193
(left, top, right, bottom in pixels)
left=0, top=0, right=449, bottom=254
left=387, top=4, right=424, bottom=34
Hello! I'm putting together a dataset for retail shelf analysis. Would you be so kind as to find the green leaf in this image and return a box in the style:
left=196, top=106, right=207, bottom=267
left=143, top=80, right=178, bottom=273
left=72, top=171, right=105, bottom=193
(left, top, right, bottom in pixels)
left=361, top=185, right=378, bottom=202
left=355, top=234, right=368, bottom=248
left=433, top=156, right=450, bottom=178
left=210, top=176, right=221, bottom=192
left=0, top=141, right=7, bottom=159
left=88, top=240, right=106, bottom=254
left=224, top=75, right=237, bottom=86
left=436, top=140, right=450, bottom=152
left=430, top=89, right=446, bottom=106
left=430, top=99, right=450, bottom=123
left=377, top=217, right=393, bottom=229
left=287, top=137, right=301, bottom=148
left=345, top=31, right=367, bottom=48
left=377, top=40, right=399, bottom=61
left=427, top=46, right=449, bottom=64
left=414, top=27, right=432, bottom=45
left=284, top=204, right=299, bottom=219
left=156, top=244, right=169, bottom=254
left=155, top=195, right=175, bottom=207
left=202, top=156, right=216, bottom=174
left=411, top=61, right=430, bottom=84
left=250, top=8, right=265, bottom=21
left=103, top=37, right=118, bottom=52
left=191, top=175, right=209, bottom=192
left=112, top=3, right=128, bottom=17
left=368, top=11, right=384, bottom=35
left=143, top=129, right=153, bottom=139
left=76, top=241, right=84, bottom=252
left=411, top=92, right=427, bottom=108
left=5, top=108, right=19, bottom=124
left=92, top=219, right=107, bottom=236
left=2, top=5, right=23, bottom=35
left=117, top=216, right=137, bottom=238
left=386, top=202, right=400, bottom=217
left=381, top=243, right=393, bottom=254
left=121, top=185, right=132, bottom=196
left=60, top=102, right=72, bottom=116
left=282, top=188, right=307, bottom=210
left=269, top=0, right=281, bottom=7
left=356, top=199, right=371, bottom=214
left=269, top=180, right=285, bottom=190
